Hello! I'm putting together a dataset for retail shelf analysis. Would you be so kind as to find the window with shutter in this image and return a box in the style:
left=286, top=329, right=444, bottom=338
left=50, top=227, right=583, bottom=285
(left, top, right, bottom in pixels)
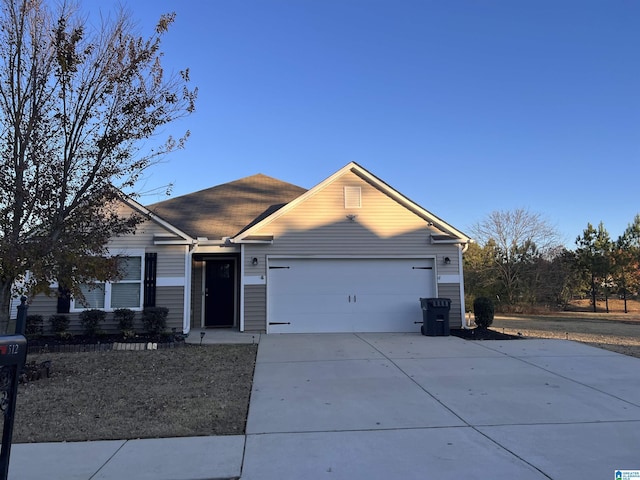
left=72, top=254, right=144, bottom=311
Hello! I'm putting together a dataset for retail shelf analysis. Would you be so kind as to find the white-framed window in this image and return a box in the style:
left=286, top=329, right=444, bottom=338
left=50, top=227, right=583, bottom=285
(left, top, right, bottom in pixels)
left=72, top=252, right=145, bottom=312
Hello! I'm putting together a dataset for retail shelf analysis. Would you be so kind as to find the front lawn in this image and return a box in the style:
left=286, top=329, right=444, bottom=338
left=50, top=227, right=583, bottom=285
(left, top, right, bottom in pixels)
left=13, top=344, right=257, bottom=443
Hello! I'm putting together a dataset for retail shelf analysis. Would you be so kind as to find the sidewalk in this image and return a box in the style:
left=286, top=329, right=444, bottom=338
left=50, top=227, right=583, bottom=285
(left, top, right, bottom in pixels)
left=11, top=436, right=244, bottom=480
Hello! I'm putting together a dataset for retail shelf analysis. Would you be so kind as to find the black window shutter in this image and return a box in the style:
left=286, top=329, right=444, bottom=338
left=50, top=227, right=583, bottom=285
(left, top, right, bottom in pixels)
left=143, top=253, right=157, bottom=308
left=57, top=286, right=71, bottom=313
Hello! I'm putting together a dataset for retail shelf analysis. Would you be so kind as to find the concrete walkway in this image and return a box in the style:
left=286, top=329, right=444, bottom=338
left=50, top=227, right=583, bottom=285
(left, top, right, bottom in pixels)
left=185, top=328, right=261, bottom=345
left=9, top=334, right=640, bottom=479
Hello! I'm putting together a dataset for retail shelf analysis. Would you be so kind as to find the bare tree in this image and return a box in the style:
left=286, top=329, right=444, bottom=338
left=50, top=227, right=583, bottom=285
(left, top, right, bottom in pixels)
left=470, top=208, right=561, bottom=305
left=0, top=0, right=197, bottom=331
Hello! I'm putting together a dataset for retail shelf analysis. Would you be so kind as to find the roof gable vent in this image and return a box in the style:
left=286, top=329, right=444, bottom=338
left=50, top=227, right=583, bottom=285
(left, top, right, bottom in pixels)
left=344, top=186, right=361, bottom=208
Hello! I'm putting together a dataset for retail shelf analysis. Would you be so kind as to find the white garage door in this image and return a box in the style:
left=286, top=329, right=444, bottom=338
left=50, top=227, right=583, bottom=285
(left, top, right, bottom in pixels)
left=267, top=258, right=435, bottom=333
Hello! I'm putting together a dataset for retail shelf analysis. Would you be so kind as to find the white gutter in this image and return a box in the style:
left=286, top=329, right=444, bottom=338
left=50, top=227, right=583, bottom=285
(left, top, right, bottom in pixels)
left=195, top=240, right=229, bottom=246
left=154, top=240, right=195, bottom=245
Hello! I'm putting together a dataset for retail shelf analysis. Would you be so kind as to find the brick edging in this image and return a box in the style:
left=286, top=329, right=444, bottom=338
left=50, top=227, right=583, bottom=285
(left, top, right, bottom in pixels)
left=27, top=341, right=186, bottom=354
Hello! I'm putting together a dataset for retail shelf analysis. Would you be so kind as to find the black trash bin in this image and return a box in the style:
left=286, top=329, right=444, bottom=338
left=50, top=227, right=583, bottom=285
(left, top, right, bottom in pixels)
left=419, top=298, right=451, bottom=336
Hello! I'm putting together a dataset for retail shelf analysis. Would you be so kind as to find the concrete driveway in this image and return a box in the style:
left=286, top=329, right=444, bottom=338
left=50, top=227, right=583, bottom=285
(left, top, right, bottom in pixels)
left=9, top=333, right=640, bottom=479
left=242, top=333, right=640, bottom=480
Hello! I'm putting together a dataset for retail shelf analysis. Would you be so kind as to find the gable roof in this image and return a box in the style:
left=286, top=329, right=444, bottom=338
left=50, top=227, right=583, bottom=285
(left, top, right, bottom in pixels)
left=147, top=174, right=307, bottom=239
left=234, top=162, right=471, bottom=243
left=117, top=192, right=194, bottom=243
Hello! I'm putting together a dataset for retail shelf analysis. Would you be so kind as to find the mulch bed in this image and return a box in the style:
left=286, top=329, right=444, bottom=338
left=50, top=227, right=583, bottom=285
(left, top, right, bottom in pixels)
left=450, top=328, right=522, bottom=340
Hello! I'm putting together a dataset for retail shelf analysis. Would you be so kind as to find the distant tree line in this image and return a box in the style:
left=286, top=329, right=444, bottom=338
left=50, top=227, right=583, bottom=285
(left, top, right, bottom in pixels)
left=464, top=209, right=640, bottom=314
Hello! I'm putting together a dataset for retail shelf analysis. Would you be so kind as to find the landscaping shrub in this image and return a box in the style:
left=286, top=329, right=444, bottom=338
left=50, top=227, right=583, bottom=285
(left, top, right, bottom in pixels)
left=79, top=309, right=106, bottom=336
left=114, top=308, right=136, bottom=339
left=142, top=307, right=168, bottom=335
left=25, top=315, right=44, bottom=337
left=473, top=297, right=495, bottom=329
left=49, top=314, right=70, bottom=338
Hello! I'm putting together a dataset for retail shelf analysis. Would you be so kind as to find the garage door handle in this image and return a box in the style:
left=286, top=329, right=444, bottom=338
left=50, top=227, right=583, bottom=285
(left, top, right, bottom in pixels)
left=349, top=295, right=351, bottom=303
left=354, top=295, right=356, bottom=303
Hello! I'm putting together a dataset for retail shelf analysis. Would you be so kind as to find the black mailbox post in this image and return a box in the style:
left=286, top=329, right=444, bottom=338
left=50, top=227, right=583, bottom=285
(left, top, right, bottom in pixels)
left=0, top=335, right=27, bottom=480
left=419, top=298, right=451, bottom=336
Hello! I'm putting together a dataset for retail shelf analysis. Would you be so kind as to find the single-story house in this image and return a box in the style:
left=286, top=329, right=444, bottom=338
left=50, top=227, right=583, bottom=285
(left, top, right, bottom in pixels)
left=27, top=162, right=471, bottom=334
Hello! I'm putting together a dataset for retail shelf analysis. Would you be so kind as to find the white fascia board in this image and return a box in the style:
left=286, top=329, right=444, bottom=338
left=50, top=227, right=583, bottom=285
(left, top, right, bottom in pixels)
left=153, top=240, right=194, bottom=245
left=430, top=237, right=470, bottom=245
left=233, top=239, right=274, bottom=244
left=195, top=239, right=228, bottom=246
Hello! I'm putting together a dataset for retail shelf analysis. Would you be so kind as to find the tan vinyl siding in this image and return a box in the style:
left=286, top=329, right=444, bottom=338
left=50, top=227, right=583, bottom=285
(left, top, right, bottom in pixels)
left=154, top=247, right=186, bottom=278
left=244, top=284, right=266, bottom=332
left=437, top=253, right=460, bottom=275
left=28, top=290, right=110, bottom=334
left=436, top=283, right=462, bottom=328
left=242, top=171, right=464, bottom=331
left=156, top=286, right=185, bottom=332
left=28, top=286, right=183, bottom=334
left=250, top=171, right=442, bottom=257
left=27, top=294, right=58, bottom=328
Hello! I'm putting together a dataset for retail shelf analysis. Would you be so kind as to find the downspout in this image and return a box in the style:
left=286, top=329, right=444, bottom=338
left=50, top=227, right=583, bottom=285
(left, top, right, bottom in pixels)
left=183, top=244, right=194, bottom=335
left=239, top=243, right=245, bottom=332
left=458, top=242, right=468, bottom=329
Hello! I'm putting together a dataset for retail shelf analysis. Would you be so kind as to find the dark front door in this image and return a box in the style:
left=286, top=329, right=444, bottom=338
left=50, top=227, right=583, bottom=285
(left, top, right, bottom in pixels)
left=205, top=259, right=236, bottom=327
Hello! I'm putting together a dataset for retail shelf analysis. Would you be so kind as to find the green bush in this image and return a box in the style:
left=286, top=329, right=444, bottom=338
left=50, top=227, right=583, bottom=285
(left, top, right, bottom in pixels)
left=142, top=307, right=168, bottom=336
left=79, top=309, right=106, bottom=336
left=25, top=315, right=44, bottom=337
left=114, top=308, right=135, bottom=330
left=473, top=297, right=495, bottom=329
left=49, top=314, right=70, bottom=338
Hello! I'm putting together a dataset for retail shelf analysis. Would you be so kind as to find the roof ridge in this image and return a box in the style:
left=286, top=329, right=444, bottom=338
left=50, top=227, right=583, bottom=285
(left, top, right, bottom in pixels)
left=148, top=173, right=306, bottom=208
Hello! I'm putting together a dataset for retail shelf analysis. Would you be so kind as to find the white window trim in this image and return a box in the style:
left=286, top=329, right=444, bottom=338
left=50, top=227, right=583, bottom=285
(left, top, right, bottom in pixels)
left=71, top=249, right=146, bottom=312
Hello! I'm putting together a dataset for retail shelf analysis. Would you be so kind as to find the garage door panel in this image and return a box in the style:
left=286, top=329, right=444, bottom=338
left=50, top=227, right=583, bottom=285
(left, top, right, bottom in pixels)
left=268, top=258, right=435, bottom=333
left=269, top=313, right=354, bottom=333
left=269, top=266, right=353, bottom=294
left=269, top=293, right=350, bottom=314
left=353, top=294, right=424, bottom=331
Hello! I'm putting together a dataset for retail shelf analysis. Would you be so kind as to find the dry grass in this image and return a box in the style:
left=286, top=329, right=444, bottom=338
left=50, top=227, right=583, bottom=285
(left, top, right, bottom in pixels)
left=567, top=297, right=640, bottom=314
left=493, top=310, right=640, bottom=358
left=13, top=344, right=257, bottom=443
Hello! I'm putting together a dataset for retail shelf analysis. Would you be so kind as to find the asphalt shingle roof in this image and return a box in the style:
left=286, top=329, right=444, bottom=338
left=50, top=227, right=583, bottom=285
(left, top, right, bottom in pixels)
left=147, top=174, right=307, bottom=239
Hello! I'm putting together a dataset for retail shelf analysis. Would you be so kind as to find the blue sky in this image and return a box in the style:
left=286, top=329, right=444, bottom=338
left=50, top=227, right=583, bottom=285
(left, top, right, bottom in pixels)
left=96, top=1, right=639, bottom=247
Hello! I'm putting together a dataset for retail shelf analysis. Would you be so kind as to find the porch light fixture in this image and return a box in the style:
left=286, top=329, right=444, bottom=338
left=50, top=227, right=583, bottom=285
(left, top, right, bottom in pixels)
left=252, top=257, right=258, bottom=266
left=444, top=257, right=451, bottom=265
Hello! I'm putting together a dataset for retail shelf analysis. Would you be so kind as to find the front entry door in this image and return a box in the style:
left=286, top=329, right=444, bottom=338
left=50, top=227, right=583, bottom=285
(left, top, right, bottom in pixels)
left=204, top=259, right=236, bottom=327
